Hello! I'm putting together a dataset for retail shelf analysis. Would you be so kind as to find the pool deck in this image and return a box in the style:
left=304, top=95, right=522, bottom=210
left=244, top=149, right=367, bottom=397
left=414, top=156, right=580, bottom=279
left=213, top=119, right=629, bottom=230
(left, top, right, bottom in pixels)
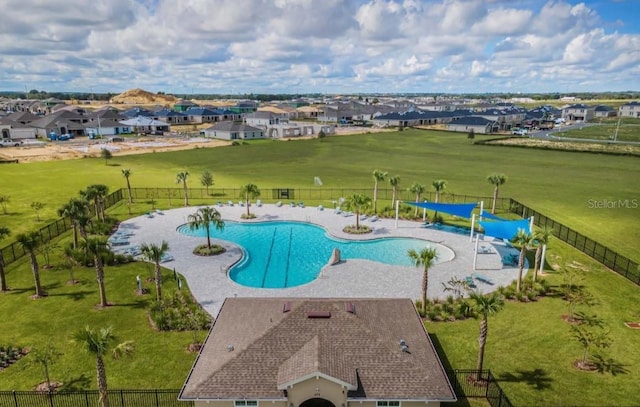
left=116, top=204, right=526, bottom=317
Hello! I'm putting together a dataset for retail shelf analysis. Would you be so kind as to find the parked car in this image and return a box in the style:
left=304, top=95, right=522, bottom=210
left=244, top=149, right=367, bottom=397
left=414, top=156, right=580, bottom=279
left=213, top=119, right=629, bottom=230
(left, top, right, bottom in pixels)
left=0, top=139, right=23, bottom=147
left=511, top=128, right=528, bottom=136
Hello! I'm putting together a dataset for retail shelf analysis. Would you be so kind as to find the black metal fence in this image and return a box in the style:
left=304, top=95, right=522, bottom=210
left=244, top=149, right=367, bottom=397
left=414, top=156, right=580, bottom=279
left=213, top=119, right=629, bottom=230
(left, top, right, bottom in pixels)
left=0, top=370, right=512, bottom=406
left=510, top=199, right=640, bottom=285
left=0, top=189, right=124, bottom=268
left=127, top=187, right=510, bottom=209
left=447, top=369, right=514, bottom=407
left=0, top=389, right=189, bottom=407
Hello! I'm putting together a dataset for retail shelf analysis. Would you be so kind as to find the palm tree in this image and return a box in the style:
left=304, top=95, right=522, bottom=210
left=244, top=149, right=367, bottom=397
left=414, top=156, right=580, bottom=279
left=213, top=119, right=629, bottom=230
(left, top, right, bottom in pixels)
left=81, top=184, right=109, bottom=222
left=487, top=173, right=507, bottom=214
left=0, top=226, right=10, bottom=292
left=15, top=231, right=45, bottom=298
left=533, top=226, right=554, bottom=282
left=73, top=326, right=135, bottom=407
left=470, top=291, right=504, bottom=380
left=82, top=237, right=111, bottom=308
left=58, top=198, right=91, bottom=248
left=511, top=228, right=535, bottom=292
left=372, top=169, right=387, bottom=213
left=187, top=207, right=224, bottom=249
left=432, top=180, right=447, bottom=203
left=408, top=183, right=425, bottom=217
left=239, top=183, right=260, bottom=217
left=176, top=171, right=190, bottom=206
left=121, top=169, right=133, bottom=204
left=407, top=247, right=438, bottom=314
left=140, top=241, right=170, bottom=301
left=432, top=179, right=447, bottom=220
left=388, top=175, right=400, bottom=209
left=343, top=193, right=372, bottom=230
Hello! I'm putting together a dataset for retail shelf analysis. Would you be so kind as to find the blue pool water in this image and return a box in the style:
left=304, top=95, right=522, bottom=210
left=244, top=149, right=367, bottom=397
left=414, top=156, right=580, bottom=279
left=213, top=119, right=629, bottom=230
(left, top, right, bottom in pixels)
left=177, top=221, right=453, bottom=289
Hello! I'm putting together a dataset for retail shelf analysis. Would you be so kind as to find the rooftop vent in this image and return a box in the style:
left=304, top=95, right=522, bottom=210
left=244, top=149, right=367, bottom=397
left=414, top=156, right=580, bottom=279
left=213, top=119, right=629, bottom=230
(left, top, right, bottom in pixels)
left=283, top=302, right=291, bottom=313
left=226, top=344, right=234, bottom=352
left=346, top=303, right=356, bottom=314
left=401, top=345, right=410, bottom=353
left=399, top=339, right=407, bottom=347
left=307, top=311, right=331, bottom=319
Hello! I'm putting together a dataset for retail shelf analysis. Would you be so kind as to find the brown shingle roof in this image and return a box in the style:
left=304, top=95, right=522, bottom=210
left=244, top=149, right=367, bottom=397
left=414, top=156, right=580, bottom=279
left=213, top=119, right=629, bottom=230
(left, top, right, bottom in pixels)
left=180, top=298, right=455, bottom=402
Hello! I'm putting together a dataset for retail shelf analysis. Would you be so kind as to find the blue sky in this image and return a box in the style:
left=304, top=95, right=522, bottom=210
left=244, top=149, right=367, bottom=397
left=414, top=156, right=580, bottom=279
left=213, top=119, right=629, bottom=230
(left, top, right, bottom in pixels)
left=0, top=0, right=638, bottom=94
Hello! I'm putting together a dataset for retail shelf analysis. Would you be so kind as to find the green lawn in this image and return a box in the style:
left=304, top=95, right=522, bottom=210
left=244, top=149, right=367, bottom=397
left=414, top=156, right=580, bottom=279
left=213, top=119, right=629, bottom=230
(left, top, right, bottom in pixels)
left=1, top=130, right=638, bottom=261
left=428, top=240, right=640, bottom=406
left=556, top=123, right=640, bottom=142
left=0, top=236, right=201, bottom=390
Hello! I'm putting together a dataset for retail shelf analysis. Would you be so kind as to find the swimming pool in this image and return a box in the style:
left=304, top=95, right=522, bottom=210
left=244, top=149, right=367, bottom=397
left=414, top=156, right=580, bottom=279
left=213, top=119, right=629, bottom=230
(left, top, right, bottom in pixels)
left=177, top=221, right=454, bottom=289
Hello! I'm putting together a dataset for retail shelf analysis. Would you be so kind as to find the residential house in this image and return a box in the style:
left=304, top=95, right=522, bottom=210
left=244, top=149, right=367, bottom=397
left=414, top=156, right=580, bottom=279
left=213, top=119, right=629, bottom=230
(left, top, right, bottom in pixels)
left=476, top=107, right=526, bottom=130
left=202, top=121, right=265, bottom=140
left=119, top=116, right=170, bottom=135
left=154, top=109, right=190, bottom=125
left=593, top=105, right=616, bottom=118
left=185, top=107, right=227, bottom=124
left=561, top=104, right=595, bottom=122
left=0, top=118, right=38, bottom=140
left=245, top=111, right=289, bottom=127
left=174, top=100, right=198, bottom=112
left=28, top=110, right=90, bottom=138
left=296, top=105, right=321, bottom=119
left=618, top=101, right=640, bottom=118
left=179, top=298, right=456, bottom=407
left=229, top=100, right=259, bottom=114
left=5, top=111, right=40, bottom=125
left=121, top=107, right=155, bottom=118
left=85, top=119, right=132, bottom=136
left=372, top=110, right=456, bottom=127
left=447, top=116, right=498, bottom=134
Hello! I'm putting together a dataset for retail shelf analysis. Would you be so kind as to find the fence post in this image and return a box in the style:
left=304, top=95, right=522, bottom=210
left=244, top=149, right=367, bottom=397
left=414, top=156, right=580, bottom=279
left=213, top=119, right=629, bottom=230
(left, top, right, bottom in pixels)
left=155, top=389, right=160, bottom=407
left=13, top=390, right=18, bottom=407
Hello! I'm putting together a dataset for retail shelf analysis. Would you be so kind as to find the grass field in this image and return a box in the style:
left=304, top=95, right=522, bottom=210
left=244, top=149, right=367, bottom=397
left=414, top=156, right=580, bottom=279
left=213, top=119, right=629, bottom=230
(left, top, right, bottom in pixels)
left=0, top=130, right=639, bottom=406
left=556, top=123, right=640, bottom=142
left=1, top=129, right=638, bottom=261
left=0, top=235, right=201, bottom=390
left=429, top=240, right=640, bottom=406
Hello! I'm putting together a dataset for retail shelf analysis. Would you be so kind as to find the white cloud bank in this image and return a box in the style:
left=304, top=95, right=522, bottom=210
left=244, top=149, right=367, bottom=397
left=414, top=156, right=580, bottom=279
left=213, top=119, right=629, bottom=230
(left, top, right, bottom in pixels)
left=0, top=0, right=638, bottom=93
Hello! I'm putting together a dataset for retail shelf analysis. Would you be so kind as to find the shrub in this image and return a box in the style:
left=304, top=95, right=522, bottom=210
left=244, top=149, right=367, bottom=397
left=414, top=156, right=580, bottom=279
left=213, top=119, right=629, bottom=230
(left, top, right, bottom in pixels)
left=193, top=244, right=226, bottom=256
left=343, top=225, right=372, bottom=234
left=149, top=291, right=212, bottom=331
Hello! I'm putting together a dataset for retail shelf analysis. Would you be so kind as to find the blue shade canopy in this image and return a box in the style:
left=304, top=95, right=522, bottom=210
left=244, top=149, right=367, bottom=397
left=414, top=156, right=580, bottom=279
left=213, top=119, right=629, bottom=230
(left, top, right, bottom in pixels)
left=479, top=219, right=531, bottom=241
left=480, top=211, right=509, bottom=221
left=403, top=202, right=477, bottom=219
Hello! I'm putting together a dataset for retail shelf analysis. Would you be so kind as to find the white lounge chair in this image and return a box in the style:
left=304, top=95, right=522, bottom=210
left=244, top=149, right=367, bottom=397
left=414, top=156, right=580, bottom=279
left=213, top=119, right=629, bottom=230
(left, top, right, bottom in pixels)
left=334, top=208, right=343, bottom=215
left=228, top=201, right=234, bottom=207
left=317, top=205, right=324, bottom=211
left=256, top=199, right=262, bottom=207
left=276, top=201, right=283, bottom=207
left=360, top=214, right=368, bottom=221
left=239, top=201, right=244, bottom=207
left=369, top=215, right=379, bottom=222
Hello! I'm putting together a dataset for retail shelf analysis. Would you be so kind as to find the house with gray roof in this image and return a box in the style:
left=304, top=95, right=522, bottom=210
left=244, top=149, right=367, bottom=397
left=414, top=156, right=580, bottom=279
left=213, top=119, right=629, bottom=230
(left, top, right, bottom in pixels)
left=153, top=108, right=190, bottom=124
left=561, top=104, right=595, bottom=122
left=28, top=110, right=90, bottom=138
left=119, top=117, right=170, bottom=135
left=618, top=101, right=640, bottom=118
left=447, top=117, right=498, bottom=134
left=179, top=298, right=456, bottom=407
left=593, top=105, right=616, bottom=118
left=0, top=118, right=38, bottom=140
left=202, top=121, right=265, bottom=140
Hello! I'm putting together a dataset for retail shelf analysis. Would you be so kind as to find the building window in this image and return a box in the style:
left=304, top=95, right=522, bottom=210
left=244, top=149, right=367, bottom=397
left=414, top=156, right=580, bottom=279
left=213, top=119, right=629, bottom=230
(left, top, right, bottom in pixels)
left=377, top=402, right=400, bottom=407
left=235, top=401, right=257, bottom=407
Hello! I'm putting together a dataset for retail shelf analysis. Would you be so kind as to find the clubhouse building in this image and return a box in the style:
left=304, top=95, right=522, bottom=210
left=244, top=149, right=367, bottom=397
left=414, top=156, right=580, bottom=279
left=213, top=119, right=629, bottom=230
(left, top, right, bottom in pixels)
left=180, top=298, right=456, bottom=407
